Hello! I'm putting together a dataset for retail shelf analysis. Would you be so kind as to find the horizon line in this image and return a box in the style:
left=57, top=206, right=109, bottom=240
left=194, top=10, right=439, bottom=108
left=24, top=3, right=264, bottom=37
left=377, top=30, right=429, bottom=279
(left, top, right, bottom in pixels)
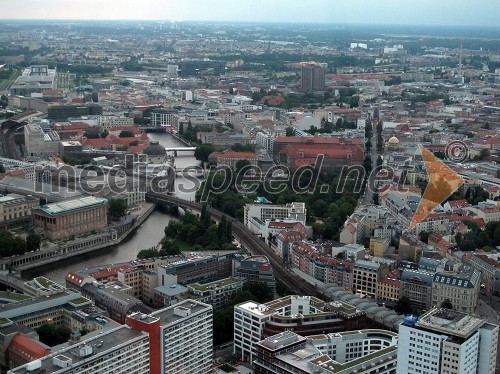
left=0, top=19, right=499, bottom=29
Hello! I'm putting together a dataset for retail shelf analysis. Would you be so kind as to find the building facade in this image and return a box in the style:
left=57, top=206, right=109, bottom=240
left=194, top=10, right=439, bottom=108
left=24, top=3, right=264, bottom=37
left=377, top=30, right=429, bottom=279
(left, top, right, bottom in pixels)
left=300, top=63, right=326, bottom=92
left=24, top=123, right=60, bottom=157
left=397, top=309, right=499, bottom=374
left=431, top=269, right=480, bottom=314
left=32, top=196, right=108, bottom=241
left=235, top=256, right=276, bottom=293
left=0, top=194, right=39, bottom=228
left=152, top=300, right=213, bottom=374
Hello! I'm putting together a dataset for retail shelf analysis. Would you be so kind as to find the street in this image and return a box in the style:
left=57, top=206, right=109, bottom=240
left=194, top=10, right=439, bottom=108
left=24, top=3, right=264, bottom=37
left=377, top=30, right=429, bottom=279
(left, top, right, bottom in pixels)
left=362, top=120, right=379, bottom=205
left=476, top=294, right=500, bottom=373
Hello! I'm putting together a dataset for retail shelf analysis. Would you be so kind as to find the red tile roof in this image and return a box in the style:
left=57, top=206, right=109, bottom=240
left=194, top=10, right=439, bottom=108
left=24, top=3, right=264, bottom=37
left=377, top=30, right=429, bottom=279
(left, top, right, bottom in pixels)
left=8, top=334, right=50, bottom=362
left=217, top=151, right=257, bottom=159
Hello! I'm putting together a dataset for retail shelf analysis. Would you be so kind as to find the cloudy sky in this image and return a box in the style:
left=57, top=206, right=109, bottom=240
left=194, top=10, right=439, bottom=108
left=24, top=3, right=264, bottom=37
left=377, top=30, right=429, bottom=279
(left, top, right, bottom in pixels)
left=0, top=0, right=498, bottom=27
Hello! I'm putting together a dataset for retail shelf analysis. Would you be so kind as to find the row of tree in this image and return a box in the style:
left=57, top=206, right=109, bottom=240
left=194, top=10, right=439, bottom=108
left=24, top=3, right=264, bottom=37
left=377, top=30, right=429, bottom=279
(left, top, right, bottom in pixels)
left=0, top=231, right=41, bottom=257
left=163, top=206, right=234, bottom=250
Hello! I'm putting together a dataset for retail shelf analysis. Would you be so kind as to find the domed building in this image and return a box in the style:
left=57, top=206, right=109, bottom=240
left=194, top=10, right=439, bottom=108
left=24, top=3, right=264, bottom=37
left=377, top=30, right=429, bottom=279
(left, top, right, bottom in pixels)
left=143, top=140, right=167, bottom=163
left=387, top=136, right=400, bottom=151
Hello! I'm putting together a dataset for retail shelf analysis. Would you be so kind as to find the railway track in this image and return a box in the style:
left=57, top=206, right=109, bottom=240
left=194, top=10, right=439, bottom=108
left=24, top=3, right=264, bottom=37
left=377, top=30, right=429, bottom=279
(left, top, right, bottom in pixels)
left=147, top=192, right=322, bottom=298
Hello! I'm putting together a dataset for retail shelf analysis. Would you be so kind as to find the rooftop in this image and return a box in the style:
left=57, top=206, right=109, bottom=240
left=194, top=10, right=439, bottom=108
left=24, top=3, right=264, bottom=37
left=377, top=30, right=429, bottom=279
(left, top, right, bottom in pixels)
left=188, top=277, right=242, bottom=292
left=10, top=326, right=147, bottom=374
left=152, top=299, right=212, bottom=326
left=416, top=307, right=486, bottom=339
left=34, top=196, right=108, bottom=216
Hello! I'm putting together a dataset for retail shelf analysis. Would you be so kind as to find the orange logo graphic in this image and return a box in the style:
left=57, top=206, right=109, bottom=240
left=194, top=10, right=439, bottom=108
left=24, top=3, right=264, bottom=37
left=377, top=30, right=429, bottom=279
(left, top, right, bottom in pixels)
left=408, top=146, right=464, bottom=231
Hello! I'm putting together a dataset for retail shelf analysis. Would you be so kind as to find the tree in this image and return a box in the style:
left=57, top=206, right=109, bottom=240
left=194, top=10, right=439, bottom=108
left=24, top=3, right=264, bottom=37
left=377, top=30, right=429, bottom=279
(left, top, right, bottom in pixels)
left=395, top=296, right=413, bottom=315
left=285, top=127, right=295, bottom=137
left=108, top=199, right=127, bottom=221
left=363, top=156, right=372, bottom=174
left=100, top=129, right=109, bottom=138
left=0, top=95, right=8, bottom=109
left=26, top=234, right=41, bottom=252
left=0, top=163, right=5, bottom=174
left=484, top=122, right=490, bottom=130
left=194, top=144, right=213, bottom=163
left=119, top=130, right=135, bottom=138
left=478, top=148, right=490, bottom=161
left=37, top=324, right=71, bottom=347
left=242, top=283, right=271, bottom=303
left=218, top=215, right=228, bottom=241
left=419, top=231, right=430, bottom=243
left=441, top=298, right=453, bottom=309
left=235, top=159, right=251, bottom=173
left=84, top=129, right=100, bottom=139
left=200, top=204, right=210, bottom=226
left=91, top=92, right=98, bottom=102
left=459, top=232, right=476, bottom=251
left=477, top=231, right=491, bottom=248
left=348, top=95, right=360, bottom=108
left=178, top=123, right=184, bottom=135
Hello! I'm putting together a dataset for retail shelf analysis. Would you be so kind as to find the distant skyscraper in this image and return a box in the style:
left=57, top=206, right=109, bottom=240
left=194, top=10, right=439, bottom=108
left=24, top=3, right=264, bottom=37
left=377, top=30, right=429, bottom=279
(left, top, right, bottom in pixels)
left=397, top=308, right=499, bottom=374
left=300, top=63, right=325, bottom=92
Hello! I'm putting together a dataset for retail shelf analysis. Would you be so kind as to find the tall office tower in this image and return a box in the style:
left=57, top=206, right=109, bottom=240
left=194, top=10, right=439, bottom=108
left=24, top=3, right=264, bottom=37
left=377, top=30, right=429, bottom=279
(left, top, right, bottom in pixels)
left=300, top=63, right=326, bottom=92
left=397, top=308, right=499, bottom=374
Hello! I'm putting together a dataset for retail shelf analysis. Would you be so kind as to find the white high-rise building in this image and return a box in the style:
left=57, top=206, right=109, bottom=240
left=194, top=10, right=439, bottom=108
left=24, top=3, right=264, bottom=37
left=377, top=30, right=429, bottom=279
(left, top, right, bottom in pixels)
left=397, top=308, right=499, bottom=374
left=234, top=301, right=275, bottom=364
left=152, top=300, right=213, bottom=374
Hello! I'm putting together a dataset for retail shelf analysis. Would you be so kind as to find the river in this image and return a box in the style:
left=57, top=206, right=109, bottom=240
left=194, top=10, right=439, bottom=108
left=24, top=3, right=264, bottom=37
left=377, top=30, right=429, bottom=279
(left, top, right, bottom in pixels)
left=33, top=132, right=200, bottom=285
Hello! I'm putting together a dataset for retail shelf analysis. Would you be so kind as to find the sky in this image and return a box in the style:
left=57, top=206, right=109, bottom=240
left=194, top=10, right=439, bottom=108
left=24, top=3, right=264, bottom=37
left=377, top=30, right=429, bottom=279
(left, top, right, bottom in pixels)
left=0, top=0, right=498, bottom=27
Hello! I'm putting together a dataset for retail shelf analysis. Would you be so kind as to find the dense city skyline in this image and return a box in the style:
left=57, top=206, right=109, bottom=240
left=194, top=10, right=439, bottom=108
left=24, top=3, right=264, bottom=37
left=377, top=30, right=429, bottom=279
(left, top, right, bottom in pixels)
left=0, top=0, right=499, bottom=27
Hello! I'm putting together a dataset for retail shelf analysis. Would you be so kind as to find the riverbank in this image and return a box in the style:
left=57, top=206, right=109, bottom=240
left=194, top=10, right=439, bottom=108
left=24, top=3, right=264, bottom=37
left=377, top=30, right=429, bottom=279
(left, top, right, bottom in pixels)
left=168, top=132, right=192, bottom=147
left=4, top=203, right=157, bottom=275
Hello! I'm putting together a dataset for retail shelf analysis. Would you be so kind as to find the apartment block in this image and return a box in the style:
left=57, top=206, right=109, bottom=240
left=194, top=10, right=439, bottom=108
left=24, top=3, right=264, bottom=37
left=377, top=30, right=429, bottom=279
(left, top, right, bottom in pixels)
left=352, top=260, right=387, bottom=298
left=397, top=309, right=499, bottom=374
left=468, top=253, right=500, bottom=296
left=152, top=300, right=213, bottom=374
left=399, top=269, right=434, bottom=312
left=186, top=277, right=244, bottom=309
left=9, top=325, right=151, bottom=374
left=431, top=268, right=480, bottom=314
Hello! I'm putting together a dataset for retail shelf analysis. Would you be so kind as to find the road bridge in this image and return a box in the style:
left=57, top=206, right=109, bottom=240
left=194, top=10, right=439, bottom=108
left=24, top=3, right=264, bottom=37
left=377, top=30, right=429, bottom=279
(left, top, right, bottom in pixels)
left=165, top=147, right=196, bottom=152
left=0, top=273, right=27, bottom=292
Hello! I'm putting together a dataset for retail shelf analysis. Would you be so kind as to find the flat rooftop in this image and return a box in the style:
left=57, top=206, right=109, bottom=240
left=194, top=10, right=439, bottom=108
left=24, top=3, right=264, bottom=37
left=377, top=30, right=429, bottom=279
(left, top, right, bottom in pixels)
left=236, top=301, right=274, bottom=316
left=35, top=196, right=108, bottom=215
left=152, top=300, right=211, bottom=326
left=10, top=326, right=146, bottom=374
left=416, top=308, right=485, bottom=339
left=189, top=277, right=241, bottom=291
